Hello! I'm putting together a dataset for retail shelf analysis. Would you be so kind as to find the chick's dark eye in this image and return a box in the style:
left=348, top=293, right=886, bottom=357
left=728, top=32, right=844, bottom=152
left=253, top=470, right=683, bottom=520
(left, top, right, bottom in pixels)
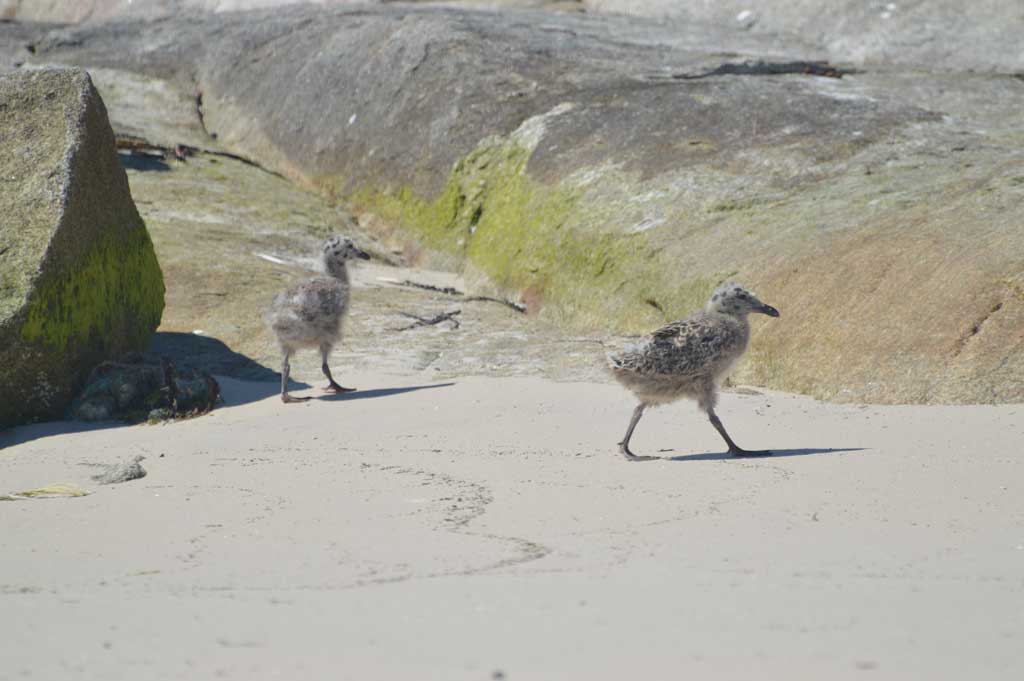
left=738, top=293, right=748, bottom=299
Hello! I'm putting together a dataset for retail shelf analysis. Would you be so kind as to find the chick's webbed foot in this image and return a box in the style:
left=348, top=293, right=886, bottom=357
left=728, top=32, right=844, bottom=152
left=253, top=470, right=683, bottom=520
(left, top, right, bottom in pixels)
left=619, top=442, right=659, bottom=462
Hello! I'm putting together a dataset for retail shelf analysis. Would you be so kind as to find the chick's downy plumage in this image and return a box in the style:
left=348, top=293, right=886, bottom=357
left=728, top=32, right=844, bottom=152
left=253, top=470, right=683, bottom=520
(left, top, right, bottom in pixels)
left=267, top=235, right=370, bottom=403
left=608, top=283, right=780, bottom=461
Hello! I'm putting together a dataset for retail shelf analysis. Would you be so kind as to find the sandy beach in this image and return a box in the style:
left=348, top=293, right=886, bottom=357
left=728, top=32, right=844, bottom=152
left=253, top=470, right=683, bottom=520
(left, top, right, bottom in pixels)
left=3, top=372, right=1022, bottom=680
left=3, top=2, right=1024, bottom=678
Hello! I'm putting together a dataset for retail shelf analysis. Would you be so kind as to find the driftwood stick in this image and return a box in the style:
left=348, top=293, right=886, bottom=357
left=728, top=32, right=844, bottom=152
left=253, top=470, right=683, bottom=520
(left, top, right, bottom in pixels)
left=392, top=309, right=462, bottom=331
left=390, top=279, right=462, bottom=295
left=378, top=278, right=526, bottom=314
left=462, top=296, right=527, bottom=314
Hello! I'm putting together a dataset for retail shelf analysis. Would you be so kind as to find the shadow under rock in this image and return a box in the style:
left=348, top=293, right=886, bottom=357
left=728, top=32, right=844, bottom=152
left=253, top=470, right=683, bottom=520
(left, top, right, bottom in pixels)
left=118, top=151, right=171, bottom=172
left=152, top=332, right=314, bottom=408
left=1, top=334, right=293, bottom=449
left=149, top=332, right=279, bottom=382
left=664, top=447, right=866, bottom=462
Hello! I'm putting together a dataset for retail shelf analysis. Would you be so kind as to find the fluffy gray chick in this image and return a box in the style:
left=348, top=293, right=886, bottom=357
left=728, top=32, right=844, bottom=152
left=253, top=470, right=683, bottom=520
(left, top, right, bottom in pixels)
left=608, top=283, right=780, bottom=461
left=267, top=235, right=370, bottom=403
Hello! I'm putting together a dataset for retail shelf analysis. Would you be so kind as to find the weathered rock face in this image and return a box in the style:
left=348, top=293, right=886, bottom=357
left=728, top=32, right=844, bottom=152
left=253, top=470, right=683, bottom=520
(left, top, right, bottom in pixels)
left=585, top=1, right=1024, bottom=73
left=0, top=18, right=47, bottom=72
left=1, top=0, right=327, bottom=23
left=10, top=0, right=1022, bottom=73
left=0, top=0, right=575, bottom=24
left=0, top=68, right=165, bottom=427
left=17, top=6, right=1024, bottom=403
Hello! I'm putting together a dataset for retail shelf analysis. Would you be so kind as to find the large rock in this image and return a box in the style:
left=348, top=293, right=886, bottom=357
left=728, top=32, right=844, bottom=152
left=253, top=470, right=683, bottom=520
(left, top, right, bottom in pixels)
left=9, top=0, right=1021, bottom=73
left=1, top=0, right=326, bottom=23
left=18, top=7, right=1024, bottom=403
left=584, top=1, right=1024, bottom=72
left=0, top=0, right=575, bottom=23
left=0, top=68, right=165, bottom=427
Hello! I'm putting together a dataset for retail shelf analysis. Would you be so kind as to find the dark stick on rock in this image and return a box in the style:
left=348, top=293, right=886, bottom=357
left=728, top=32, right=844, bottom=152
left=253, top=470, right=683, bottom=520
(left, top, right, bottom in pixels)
left=385, top=279, right=526, bottom=314
left=674, top=60, right=847, bottom=80
left=463, top=296, right=528, bottom=314
left=393, top=279, right=462, bottom=296
left=393, top=310, right=462, bottom=331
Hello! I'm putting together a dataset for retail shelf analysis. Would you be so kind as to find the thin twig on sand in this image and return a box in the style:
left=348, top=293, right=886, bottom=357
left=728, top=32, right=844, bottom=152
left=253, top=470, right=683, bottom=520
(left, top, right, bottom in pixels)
left=392, top=309, right=462, bottom=331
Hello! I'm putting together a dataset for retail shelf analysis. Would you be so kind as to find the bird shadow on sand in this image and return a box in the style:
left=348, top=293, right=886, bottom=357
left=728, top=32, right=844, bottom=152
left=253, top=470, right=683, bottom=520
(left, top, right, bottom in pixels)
left=318, top=383, right=456, bottom=402
left=218, top=378, right=306, bottom=407
left=659, top=447, right=865, bottom=462
left=165, top=376, right=455, bottom=407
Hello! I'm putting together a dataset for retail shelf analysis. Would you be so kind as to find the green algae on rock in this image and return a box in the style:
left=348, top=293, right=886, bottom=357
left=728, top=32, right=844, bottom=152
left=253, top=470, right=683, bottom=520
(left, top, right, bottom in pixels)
left=0, top=68, right=165, bottom=427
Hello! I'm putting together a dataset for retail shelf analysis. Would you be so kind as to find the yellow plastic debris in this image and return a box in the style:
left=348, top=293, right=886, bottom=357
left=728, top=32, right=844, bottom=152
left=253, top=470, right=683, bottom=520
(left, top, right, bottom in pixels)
left=0, top=483, right=91, bottom=501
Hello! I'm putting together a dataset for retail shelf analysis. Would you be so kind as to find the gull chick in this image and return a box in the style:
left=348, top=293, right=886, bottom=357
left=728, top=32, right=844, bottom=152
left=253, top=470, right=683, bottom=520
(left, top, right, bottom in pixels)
left=608, top=283, right=780, bottom=461
left=267, top=235, right=370, bottom=403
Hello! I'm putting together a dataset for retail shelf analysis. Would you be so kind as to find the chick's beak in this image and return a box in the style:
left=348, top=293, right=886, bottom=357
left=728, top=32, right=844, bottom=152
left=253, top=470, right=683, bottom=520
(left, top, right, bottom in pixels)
left=758, top=303, right=780, bottom=317
left=356, top=248, right=371, bottom=260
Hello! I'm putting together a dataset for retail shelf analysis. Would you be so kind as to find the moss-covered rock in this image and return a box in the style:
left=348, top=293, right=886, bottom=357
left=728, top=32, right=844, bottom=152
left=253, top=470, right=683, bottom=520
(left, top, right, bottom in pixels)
left=0, top=68, right=165, bottom=427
